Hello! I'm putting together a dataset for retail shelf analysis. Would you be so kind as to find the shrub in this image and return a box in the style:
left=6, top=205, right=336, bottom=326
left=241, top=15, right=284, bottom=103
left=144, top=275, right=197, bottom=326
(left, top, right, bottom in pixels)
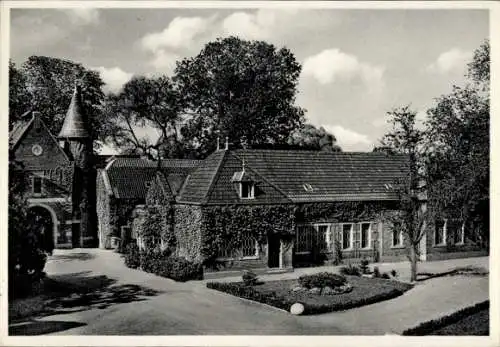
left=298, top=272, right=346, bottom=289
left=340, top=264, right=361, bottom=276
left=360, top=258, right=370, bottom=274
left=373, top=266, right=381, bottom=278
left=390, top=269, right=398, bottom=277
left=138, top=250, right=203, bottom=282
left=242, top=270, right=258, bottom=286
left=381, top=272, right=390, bottom=279
left=124, top=243, right=140, bottom=269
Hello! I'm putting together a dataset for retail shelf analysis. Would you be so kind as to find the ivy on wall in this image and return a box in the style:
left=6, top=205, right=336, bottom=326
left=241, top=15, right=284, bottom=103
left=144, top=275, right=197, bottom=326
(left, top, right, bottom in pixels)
left=200, top=205, right=296, bottom=264
left=296, top=201, right=398, bottom=223
left=133, top=204, right=175, bottom=252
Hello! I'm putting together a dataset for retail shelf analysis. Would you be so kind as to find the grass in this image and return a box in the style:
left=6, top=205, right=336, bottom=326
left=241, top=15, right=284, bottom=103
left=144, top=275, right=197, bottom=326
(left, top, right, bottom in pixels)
left=403, top=300, right=489, bottom=336
left=207, top=275, right=413, bottom=315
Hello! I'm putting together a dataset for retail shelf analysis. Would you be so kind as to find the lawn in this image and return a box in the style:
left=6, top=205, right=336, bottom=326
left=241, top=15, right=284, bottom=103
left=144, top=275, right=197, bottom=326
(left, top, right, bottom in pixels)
left=207, top=275, right=413, bottom=315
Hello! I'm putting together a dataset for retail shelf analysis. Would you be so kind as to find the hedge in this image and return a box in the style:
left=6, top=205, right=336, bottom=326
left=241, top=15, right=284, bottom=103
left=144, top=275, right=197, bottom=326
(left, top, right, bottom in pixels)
left=124, top=245, right=203, bottom=282
left=403, top=300, right=489, bottom=336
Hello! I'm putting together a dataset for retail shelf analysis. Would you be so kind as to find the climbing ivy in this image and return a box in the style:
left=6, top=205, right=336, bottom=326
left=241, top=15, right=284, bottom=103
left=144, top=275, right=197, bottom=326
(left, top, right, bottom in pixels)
left=296, top=201, right=398, bottom=223
left=200, top=204, right=296, bottom=265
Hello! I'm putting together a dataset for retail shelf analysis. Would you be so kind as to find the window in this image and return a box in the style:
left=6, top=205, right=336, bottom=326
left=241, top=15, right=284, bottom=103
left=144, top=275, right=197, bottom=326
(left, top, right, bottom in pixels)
left=434, top=219, right=446, bottom=246
left=392, top=223, right=403, bottom=247
left=342, top=224, right=353, bottom=250
left=241, top=233, right=258, bottom=257
left=240, top=182, right=254, bottom=199
left=217, top=232, right=258, bottom=259
left=33, top=176, right=42, bottom=194
left=316, top=225, right=329, bottom=252
left=449, top=220, right=465, bottom=245
left=360, top=223, right=371, bottom=249
left=296, top=225, right=314, bottom=253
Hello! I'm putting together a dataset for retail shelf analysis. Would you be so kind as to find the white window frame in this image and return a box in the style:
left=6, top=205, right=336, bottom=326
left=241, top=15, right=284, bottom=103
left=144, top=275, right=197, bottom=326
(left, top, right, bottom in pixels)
left=341, top=223, right=354, bottom=250
left=457, top=222, right=465, bottom=245
left=239, top=182, right=255, bottom=199
left=434, top=219, right=447, bottom=246
left=359, top=222, right=372, bottom=250
left=314, top=223, right=331, bottom=253
left=391, top=225, right=404, bottom=248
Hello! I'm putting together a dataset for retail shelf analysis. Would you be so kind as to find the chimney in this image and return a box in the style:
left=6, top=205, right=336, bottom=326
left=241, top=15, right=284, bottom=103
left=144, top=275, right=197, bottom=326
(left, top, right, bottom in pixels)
left=225, top=137, right=229, bottom=150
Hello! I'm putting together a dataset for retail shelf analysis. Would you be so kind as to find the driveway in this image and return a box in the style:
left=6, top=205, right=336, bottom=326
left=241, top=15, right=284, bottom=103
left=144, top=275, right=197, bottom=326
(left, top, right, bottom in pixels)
left=10, top=249, right=489, bottom=335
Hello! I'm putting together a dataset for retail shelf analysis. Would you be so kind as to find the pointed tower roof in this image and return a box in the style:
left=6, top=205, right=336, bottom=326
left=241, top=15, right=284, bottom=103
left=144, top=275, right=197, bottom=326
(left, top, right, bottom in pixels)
left=58, top=84, right=90, bottom=139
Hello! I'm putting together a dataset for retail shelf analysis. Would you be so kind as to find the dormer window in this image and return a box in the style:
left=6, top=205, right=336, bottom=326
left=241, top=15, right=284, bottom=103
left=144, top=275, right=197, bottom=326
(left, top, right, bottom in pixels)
left=240, top=182, right=254, bottom=199
left=303, top=183, right=314, bottom=192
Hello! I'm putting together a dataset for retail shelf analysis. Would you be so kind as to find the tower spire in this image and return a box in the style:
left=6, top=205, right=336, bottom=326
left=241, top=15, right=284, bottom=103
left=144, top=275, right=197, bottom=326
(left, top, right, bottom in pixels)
left=58, top=82, right=90, bottom=139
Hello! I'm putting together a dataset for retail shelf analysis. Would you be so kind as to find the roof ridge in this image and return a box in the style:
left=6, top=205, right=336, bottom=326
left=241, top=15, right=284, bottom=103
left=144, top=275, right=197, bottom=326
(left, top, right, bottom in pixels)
left=230, top=152, right=292, bottom=202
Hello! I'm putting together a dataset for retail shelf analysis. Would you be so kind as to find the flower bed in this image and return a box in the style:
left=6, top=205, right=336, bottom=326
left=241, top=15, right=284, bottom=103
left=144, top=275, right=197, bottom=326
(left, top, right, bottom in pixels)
left=207, top=275, right=413, bottom=315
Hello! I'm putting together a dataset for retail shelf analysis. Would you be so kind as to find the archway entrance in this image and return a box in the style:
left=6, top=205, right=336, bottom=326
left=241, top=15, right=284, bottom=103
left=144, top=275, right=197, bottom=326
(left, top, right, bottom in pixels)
left=28, top=206, right=55, bottom=254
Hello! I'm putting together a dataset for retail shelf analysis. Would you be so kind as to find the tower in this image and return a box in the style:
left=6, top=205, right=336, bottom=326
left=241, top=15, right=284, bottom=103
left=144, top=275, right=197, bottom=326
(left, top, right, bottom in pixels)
left=58, top=84, right=96, bottom=247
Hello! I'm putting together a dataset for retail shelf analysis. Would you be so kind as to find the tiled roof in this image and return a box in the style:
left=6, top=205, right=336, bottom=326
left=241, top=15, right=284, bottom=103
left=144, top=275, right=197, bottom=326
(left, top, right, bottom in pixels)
left=9, top=116, right=34, bottom=149
left=176, top=150, right=227, bottom=203
left=177, top=149, right=409, bottom=204
left=104, top=157, right=201, bottom=199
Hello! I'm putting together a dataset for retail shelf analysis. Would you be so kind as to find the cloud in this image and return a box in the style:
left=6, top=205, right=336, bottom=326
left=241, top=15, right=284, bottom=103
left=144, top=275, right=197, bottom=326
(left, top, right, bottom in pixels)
left=302, top=48, right=384, bottom=91
left=62, top=8, right=100, bottom=25
left=141, top=16, right=215, bottom=52
left=148, top=50, right=181, bottom=74
left=302, top=49, right=384, bottom=86
left=322, top=124, right=371, bottom=150
left=11, top=14, right=66, bottom=49
left=92, top=66, right=133, bottom=94
left=427, top=48, right=472, bottom=74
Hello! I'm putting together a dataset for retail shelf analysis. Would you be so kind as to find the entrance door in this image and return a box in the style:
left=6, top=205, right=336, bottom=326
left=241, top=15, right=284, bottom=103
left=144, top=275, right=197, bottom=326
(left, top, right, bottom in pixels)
left=267, top=233, right=280, bottom=268
left=72, top=223, right=81, bottom=248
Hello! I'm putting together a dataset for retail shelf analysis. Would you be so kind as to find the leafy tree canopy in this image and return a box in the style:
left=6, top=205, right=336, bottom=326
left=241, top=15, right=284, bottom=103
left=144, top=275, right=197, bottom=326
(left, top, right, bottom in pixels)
left=174, top=36, right=306, bottom=158
left=287, top=124, right=342, bottom=151
left=9, top=56, right=110, bottom=148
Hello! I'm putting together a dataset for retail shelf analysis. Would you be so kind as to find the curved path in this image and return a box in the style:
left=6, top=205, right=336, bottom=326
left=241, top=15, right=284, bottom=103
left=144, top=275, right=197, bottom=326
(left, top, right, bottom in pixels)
left=22, top=249, right=488, bottom=335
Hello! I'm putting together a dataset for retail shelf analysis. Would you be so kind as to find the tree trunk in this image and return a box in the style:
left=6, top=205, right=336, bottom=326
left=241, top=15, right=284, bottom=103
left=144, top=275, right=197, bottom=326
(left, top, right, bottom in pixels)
left=410, top=244, right=418, bottom=282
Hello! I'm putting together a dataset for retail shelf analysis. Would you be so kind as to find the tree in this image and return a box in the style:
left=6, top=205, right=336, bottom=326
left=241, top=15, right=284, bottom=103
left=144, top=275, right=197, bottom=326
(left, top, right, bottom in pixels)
left=8, top=150, right=50, bottom=298
left=380, top=106, right=428, bottom=282
left=9, top=60, right=30, bottom=128
left=9, top=56, right=110, bottom=149
left=287, top=124, right=342, bottom=151
left=174, top=36, right=305, bottom=158
left=105, top=76, right=185, bottom=159
left=425, top=40, right=489, bottom=247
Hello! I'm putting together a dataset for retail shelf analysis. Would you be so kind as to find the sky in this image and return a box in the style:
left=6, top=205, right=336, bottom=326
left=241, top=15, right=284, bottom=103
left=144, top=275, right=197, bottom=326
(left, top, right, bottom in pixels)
left=10, top=7, right=489, bottom=153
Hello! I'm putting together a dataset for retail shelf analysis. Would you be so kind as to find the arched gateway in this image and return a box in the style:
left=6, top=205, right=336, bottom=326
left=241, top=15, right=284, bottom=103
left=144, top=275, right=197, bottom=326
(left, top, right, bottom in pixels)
left=28, top=205, right=56, bottom=254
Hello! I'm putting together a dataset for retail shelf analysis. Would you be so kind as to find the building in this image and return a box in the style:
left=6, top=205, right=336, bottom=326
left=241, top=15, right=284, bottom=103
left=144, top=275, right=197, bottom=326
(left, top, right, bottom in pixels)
left=9, top=85, right=96, bottom=248
left=9, top=87, right=487, bottom=268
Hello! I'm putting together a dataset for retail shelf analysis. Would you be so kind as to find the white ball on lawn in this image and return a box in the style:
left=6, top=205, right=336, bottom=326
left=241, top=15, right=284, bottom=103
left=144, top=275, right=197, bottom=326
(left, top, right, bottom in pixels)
left=290, top=303, right=305, bottom=315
